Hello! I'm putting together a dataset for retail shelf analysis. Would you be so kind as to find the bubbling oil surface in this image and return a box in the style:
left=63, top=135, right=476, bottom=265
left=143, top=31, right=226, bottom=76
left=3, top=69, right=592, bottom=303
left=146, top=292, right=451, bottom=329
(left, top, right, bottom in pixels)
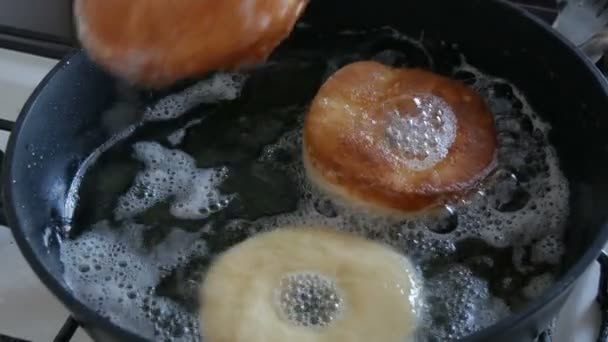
left=59, top=27, right=569, bottom=342
left=381, top=94, right=458, bottom=171
left=275, top=272, right=345, bottom=328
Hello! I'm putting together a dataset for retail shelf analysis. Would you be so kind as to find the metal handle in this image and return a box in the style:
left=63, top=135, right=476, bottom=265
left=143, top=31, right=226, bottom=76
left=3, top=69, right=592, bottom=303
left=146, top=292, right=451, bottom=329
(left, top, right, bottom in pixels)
left=0, top=118, right=13, bottom=132
left=0, top=117, right=12, bottom=229
left=596, top=251, right=608, bottom=342
left=0, top=334, right=31, bottom=342
left=53, top=317, right=79, bottom=342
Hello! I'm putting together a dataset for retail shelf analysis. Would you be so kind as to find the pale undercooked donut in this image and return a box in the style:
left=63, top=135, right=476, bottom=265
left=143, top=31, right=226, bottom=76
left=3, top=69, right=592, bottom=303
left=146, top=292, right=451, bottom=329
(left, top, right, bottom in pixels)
left=199, top=227, right=421, bottom=342
left=303, top=61, right=497, bottom=214
left=74, top=0, right=308, bottom=87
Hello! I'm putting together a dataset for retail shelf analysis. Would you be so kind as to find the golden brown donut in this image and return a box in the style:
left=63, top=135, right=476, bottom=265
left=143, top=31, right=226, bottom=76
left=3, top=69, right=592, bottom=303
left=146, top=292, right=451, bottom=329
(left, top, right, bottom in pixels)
left=303, top=61, right=497, bottom=214
left=199, top=227, right=421, bottom=342
left=74, top=0, right=308, bottom=87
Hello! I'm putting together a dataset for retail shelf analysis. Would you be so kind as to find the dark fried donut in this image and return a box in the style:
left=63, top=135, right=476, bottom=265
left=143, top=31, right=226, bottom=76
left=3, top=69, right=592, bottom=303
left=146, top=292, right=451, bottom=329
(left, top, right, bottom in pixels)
left=74, top=0, right=308, bottom=87
left=303, top=61, right=497, bottom=214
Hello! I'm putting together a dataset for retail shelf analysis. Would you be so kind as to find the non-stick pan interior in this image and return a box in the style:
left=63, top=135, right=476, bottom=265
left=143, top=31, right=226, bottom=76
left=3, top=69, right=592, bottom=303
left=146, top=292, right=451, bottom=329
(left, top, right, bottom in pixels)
left=5, top=0, right=608, bottom=341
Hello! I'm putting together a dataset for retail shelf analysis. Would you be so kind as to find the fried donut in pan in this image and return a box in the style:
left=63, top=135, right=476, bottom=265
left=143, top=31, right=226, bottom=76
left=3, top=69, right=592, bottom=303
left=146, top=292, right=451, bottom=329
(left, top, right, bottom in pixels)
left=74, top=0, right=308, bottom=87
left=303, top=61, right=497, bottom=214
left=199, top=227, right=420, bottom=342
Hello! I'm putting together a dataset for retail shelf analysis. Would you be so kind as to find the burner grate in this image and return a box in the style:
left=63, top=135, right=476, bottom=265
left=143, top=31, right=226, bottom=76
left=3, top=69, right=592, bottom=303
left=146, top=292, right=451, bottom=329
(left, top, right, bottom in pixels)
left=0, top=335, right=30, bottom=342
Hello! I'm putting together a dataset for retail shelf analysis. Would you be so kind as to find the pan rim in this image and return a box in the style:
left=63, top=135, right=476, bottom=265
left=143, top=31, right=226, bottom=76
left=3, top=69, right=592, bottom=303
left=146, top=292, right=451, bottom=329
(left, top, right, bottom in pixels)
left=2, top=49, right=148, bottom=342
left=459, top=0, right=608, bottom=340
left=3, top=0, right=608, bottom=341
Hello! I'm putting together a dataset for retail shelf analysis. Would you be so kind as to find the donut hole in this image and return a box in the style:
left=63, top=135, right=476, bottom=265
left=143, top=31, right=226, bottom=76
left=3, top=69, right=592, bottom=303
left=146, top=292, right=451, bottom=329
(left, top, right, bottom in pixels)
left=377, top=93, right=458, bottom=171
left=275, top=272, right=344, bottom=328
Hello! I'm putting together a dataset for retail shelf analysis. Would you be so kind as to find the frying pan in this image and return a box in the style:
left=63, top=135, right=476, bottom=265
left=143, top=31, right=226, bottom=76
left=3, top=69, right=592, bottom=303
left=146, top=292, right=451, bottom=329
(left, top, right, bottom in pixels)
left=3, top=0, right=608, bottom=341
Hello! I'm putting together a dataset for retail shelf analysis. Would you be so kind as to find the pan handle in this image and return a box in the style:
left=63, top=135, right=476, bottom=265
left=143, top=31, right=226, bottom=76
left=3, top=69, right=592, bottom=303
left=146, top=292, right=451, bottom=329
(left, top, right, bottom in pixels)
left=596, top=250, right=608, bottom=342
left=0, top=150, right=6, bottom=228
left=0, top=118, right=14, bottom=132
left=53, top=317, right=80, bottom=342
left=0, top=117, right=12, bottom=228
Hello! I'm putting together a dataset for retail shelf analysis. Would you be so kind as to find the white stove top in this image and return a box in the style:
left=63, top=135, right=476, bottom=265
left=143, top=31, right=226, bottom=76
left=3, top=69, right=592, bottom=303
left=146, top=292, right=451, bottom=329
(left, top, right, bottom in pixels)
left=0, top=48, right=92, bottom=342
left=0, top=47, right=602, bottom=342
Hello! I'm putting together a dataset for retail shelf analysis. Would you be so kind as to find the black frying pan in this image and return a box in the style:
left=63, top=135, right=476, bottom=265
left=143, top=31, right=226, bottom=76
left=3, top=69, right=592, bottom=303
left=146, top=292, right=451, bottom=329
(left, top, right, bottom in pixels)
left=4, top=0, right=608, bottom=341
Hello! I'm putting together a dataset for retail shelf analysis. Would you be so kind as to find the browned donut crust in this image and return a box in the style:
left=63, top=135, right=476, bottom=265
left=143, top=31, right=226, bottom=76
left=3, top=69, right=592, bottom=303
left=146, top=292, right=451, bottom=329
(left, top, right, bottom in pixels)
left=303, top=61, right=497, bottom=213
left=74, top=0, right=308, bottom=88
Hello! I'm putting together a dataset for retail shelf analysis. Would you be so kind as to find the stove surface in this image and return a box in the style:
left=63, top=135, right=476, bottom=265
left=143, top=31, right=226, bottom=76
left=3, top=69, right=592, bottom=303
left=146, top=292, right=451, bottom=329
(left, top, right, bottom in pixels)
left=0, top=48, right=92, bottom=342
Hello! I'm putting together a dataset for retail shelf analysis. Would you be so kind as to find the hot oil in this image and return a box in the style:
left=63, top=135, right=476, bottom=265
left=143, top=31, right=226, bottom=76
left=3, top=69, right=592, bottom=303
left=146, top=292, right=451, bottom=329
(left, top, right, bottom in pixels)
left=59, top=27, right=569, bottom=342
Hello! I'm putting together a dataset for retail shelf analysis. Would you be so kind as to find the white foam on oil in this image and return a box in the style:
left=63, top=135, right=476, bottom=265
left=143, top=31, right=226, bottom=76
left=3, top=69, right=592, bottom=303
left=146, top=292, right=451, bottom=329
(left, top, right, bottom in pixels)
left=416, top=265, right=511, bottom=341
left=115, top=142, right=232, bottom=220
left=143, top=73, right=247, bottom=122
left=167, top=130, right=187, bottom=147
left=523, top=273, right=555, bottom=299
left=531, top=234, right=564, bottom=265
left=64, top=125, right=139, bottom=231
left=449, top=58, right=570, bottom=251
left=167, top=119, right=203, bottom=146
left=274, top=271, right=345, bottom=328
left=60, top=221, right=206, bottom=341
left=64, top=72, right=243, bottom=228
left=59, top=29, right=570, bottom=342
left=247, top=52, right=569, bottom=340
left=254, top=54, right=569, bottom=251
left=380, top=93, right=458, bottom=171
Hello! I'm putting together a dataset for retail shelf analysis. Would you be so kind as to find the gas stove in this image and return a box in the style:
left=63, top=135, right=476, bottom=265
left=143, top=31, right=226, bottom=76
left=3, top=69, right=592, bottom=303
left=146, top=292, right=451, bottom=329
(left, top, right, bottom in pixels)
left=0, top=1, right=606, bottom=342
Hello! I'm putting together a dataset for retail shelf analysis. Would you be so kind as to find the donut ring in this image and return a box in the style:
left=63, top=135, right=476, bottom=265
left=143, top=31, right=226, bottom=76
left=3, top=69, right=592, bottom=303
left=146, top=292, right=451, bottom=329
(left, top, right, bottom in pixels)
left=303, top=61, right=497, bottom=214
left=199, top=227, right=420, bottom=342
left=74, top=0, right=308, bottom=87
